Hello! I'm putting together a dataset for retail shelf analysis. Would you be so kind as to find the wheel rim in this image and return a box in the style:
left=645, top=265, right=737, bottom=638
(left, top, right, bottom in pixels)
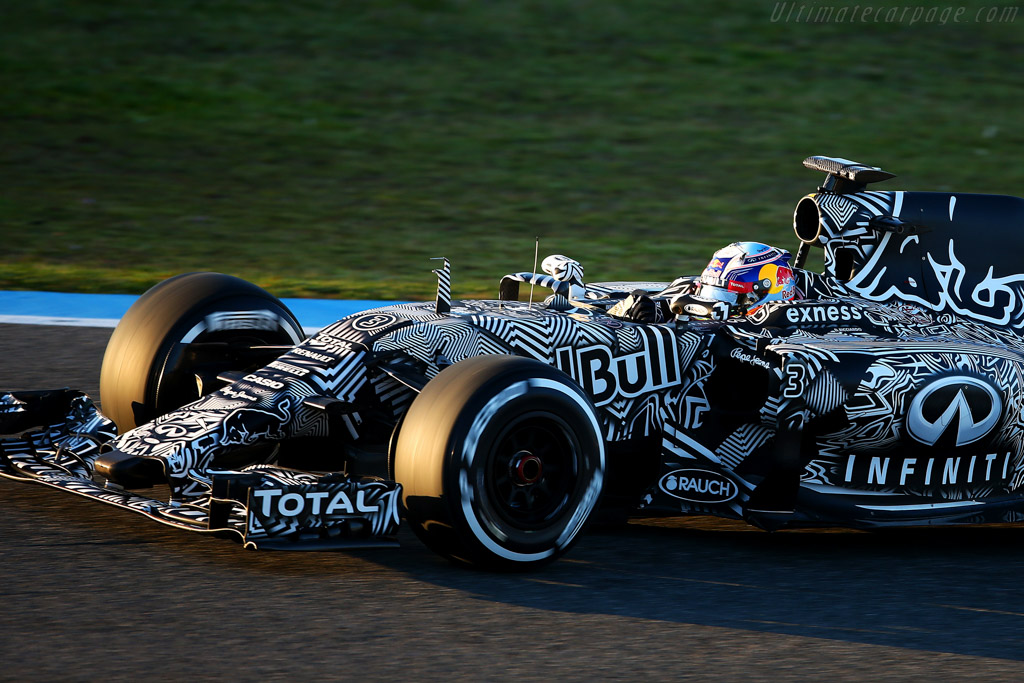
left=484, top=412, right=581, bottom=530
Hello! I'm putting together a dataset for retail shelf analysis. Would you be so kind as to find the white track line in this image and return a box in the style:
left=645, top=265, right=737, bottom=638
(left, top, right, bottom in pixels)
left=0, top=315, right=122, bottom=328
left=0, top=314, right=324, bottom=334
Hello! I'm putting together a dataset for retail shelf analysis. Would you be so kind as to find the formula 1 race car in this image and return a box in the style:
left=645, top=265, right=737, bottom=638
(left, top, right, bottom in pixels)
left=5, top=155, right=1024, bottom=570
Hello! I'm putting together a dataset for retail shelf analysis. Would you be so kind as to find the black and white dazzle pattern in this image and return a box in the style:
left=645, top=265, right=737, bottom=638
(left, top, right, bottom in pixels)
left=806, top=188, right=1024, bottom=330
left=113, top=324, right=381, bottom=489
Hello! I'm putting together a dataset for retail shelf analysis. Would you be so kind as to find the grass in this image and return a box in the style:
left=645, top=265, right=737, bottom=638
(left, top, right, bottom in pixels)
left=3, top=0, right=1022, bottom=300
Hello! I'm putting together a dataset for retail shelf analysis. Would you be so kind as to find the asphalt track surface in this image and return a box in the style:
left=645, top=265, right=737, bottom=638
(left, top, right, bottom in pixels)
left=2, top=323, right=1024, bottom=680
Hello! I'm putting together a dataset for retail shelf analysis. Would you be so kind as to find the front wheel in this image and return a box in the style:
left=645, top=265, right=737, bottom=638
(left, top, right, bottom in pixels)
left=394, top=355, right=605, bottom=570
left=99, top=272, right=305, bottom=432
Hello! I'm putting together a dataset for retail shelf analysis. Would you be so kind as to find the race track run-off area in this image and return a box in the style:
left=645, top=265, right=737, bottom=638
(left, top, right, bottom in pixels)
left=1, top=301, right=1024, bottom=679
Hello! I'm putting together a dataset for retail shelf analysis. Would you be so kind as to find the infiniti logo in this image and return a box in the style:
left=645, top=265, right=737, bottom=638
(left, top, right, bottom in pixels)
left=906, top=375, right=1003, bottom=447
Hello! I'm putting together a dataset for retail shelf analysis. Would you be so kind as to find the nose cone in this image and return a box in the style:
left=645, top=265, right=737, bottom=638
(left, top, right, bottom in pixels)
left=94, top=449, right=166, bottom=489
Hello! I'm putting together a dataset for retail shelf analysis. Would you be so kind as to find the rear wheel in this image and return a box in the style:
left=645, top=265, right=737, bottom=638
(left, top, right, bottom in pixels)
left=394, top=355, right=605, bottom=570
left=99, top=272, right=304, bottom=432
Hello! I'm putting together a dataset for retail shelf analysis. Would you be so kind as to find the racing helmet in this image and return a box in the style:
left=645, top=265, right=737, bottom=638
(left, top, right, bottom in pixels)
left=693, top=242, right=797, bottom=316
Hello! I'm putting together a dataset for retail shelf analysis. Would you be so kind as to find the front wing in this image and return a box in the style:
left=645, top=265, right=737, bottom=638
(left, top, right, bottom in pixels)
left=0, top=391, right=400, bottom=550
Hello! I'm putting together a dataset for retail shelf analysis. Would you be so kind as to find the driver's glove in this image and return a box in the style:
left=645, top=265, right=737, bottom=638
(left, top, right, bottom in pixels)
left=608, top=290, right=670, bottom=323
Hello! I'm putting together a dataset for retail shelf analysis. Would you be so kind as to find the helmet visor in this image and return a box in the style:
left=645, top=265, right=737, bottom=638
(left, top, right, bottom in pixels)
left=694, top=284, right=738, bottom=305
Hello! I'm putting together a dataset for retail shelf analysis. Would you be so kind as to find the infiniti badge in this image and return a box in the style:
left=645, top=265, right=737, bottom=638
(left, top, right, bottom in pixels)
left=906, top=375, right=1002, bottom=447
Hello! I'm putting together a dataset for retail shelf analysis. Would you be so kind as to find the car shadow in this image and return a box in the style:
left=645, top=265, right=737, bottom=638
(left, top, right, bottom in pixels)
left=6, top=477, right=1024, bottom=662
left=364, top=517, right=1024, bottom=661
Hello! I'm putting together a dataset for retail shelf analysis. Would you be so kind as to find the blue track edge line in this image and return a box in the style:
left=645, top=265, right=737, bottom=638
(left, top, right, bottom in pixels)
left=0, top=291, right=411, bottom=331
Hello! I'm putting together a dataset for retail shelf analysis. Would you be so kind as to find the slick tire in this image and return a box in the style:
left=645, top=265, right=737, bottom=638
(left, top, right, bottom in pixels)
left=394, top=355, right=605, bottom=570
left=99, top=272, right=304, bottom=432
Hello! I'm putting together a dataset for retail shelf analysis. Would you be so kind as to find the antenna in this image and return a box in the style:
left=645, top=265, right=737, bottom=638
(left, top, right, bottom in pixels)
left=528, top=236, right=539, bottom=309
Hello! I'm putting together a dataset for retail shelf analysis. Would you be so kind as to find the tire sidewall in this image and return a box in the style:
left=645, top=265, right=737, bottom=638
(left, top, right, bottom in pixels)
left=447, top=376, right=605, bottom=564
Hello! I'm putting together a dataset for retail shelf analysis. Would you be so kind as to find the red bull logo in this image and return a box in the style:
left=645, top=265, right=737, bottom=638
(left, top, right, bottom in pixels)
left=758, top=264, right=795, bottom=295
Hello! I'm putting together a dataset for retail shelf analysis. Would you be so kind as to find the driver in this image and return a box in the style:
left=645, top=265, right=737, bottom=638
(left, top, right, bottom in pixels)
left=609, top=242, right=799, bottom=323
